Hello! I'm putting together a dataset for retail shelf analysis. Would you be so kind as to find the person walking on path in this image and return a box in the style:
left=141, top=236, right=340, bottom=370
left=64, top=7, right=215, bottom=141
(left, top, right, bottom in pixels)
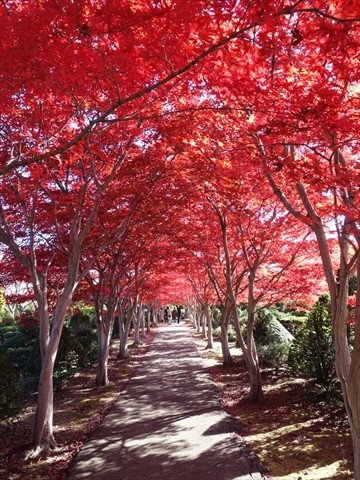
left=67, top=325, right=268, bottom=480
left=177, top=305, right=182, bottom=323
left=171, top=307, right=177, bottom=323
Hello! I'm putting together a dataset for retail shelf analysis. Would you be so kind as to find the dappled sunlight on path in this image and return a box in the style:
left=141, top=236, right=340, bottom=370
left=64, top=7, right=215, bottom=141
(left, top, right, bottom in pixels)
left=67, top=325, right=267, bottom=480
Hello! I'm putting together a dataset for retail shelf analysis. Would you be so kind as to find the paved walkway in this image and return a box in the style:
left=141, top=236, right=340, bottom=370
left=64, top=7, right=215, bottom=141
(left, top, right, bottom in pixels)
left=67, top=324, right=268, bottom=480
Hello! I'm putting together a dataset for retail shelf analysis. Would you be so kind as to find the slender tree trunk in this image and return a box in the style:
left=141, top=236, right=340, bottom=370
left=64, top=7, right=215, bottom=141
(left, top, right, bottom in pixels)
left=95, top=321, right=111, bottom=386
left=247, top=349, right=262, bottom=402
left=149, top=305, right=154, bottom=329
left=332, top=252, right=360, bottom=479
left=33, top=356, right=56, bottom=451
left=118, top=314, right=126, bottom=355
left=119, top=310, right=132, bottom=359
left=192, top=304, right=198, bottom=329
left=350, top=258, right=360, bottom=479
left=140, top=305, right=146, bottom=338
left=201, top=309, right=207, bottom=339
left=246, top=272, right=263, bottom=402
left=186, top=304, right=193, bottom=323
left=231, top=302, right=247, bottom=354
left=133, top=306, right=141, bottom=347
left=94, top=293, right=103, bottom=359
left=33, top=293, right=72, bottom=450
left=96, top=327, right=110, bottom=386
left=204, top=301, right=213, bottom=349
left=133, top=320, right=140, bottom=346
left=195, top=310, right=201, bottom=333
left=36, top=291, right=50, bottom=361
left=95, top=293, right=116, bottom=386
left=220, top=301, right=233, bottom=366
left=247, top=324, right=263, bottom=402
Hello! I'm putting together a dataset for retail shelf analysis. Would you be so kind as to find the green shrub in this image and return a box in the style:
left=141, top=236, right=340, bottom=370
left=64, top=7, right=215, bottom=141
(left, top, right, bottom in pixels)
left=257, top=308, right=307, bottom=335
left=348, top=275, right=357, bottom=296
left=69, top=312, right=92, bottom=333
left=26, top=320, right=92, bottom=388
left=213, top=324, right=237, bottom=342
left=254, top=309, right=294, bottom=368
left=256, top=342, right=292, bottom=368
left=1, top=322, right=38, bottom=372
left=69, top=312, right=98, bottom=366
left=227, top=324, right=237, bottom=342
left=27, top=336, right=41, bottom=375
left=53, top=324, right=84, bottom=391
left=0, top=325, right=18, bottom=335
left=288, top=294, right=336, bottom=389
left=211, top=307, right=222, bottom=329
left=17, top=311, right=98, bottom=388
left=54, top=350, right=79, bottom=392
left=1, top=330, right=22, bottom=349
left=0, top=349, right=22, bottom=420
left=0, top=315, right=15, bottom=325
left=213, top=326, right=221, bottom=338
left=7, top=346, right=34, bottom=371
left=19, top=324, right=39, bottom=342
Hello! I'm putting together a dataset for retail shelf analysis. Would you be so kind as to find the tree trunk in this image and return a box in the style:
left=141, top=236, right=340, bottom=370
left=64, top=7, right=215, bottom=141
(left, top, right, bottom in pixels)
left=347, top=349, right=360, bottom=480
left=353, top=434, right=360, bottom=480
left=192, top=304, right=198, bottom=329
left=247, top=335, right=263, bottom=402
left=195, top=310, right=201, bottom=333
left=204, top=301, right=213, bottom=349
left=94, top=293, right=103, bottom=360
left=140, top=305, right=146, bottom=338
left=186, top=304, right=193, bottom=323
left=96, top=296, right=118, bottom=386
left=35, top=290, right=50, bottom=361
left=246, top=275, right=263, bottom=402
left=133, top=320, right=140, bottom=346
left=33, top=294, right=71, bottom=449
left=33, top=356, right=56, bottom=451
left=201, top=309, right=207, bottom=339
left=133, top=306, right=141, bottom=347
left=231, top=302, right=247, bottom=354
left=96, top=340, right=110, bottom=386
left=95, top=322, right=110, bottom=386
left=119, top=311, right=132, bottom=359
left=220, top=302, right=233, bottom=366
left=332, top=256, right=360, bottom=479
left=149, top=305, right=154, bottom=329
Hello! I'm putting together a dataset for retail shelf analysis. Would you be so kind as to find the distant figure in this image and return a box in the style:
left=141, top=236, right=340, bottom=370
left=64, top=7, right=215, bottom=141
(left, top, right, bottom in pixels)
left=177, top=305, right=181, bottom=324
left=171, top=307, right=177, bottom=322
left=164, top=306, right=169, bottom=323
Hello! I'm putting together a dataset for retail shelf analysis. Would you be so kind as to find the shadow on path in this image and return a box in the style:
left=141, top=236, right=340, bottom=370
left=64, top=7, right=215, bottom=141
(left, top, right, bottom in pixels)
left=67, top=325, right=268, bottom=480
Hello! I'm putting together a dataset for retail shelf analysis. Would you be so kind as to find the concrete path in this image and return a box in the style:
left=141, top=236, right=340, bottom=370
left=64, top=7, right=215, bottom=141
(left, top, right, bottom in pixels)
left=67, top=324, right=268, bottom=480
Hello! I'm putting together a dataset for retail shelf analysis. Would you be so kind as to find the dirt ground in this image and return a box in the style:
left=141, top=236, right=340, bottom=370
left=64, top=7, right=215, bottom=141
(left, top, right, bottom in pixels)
left=192, top=330, right=353, bottom=480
